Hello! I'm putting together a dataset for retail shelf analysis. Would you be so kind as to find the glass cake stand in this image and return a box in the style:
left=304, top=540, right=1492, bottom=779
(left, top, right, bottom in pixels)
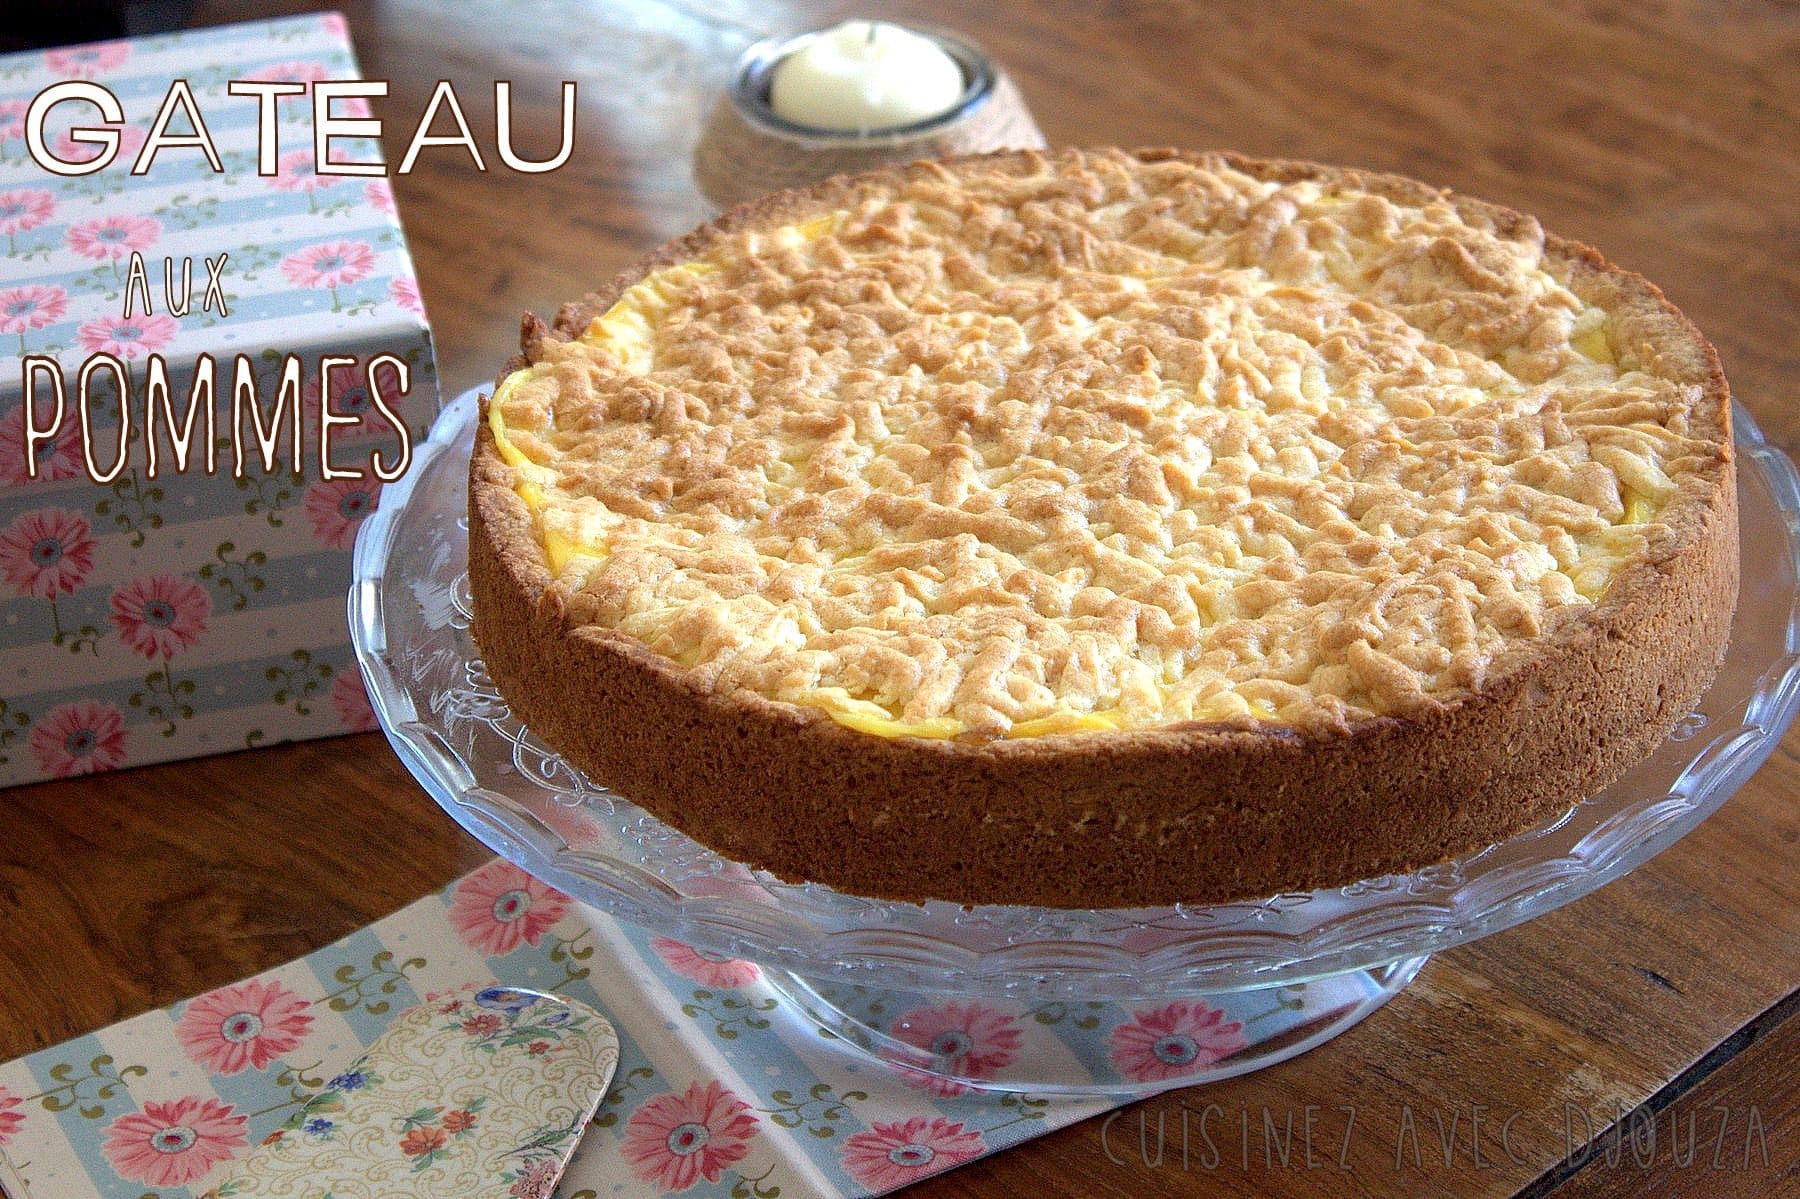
left=350, top=388, right=1800, bottom=1094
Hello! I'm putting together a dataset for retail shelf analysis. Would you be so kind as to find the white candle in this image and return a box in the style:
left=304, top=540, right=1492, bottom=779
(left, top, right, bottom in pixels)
left=768, top=20, right=966, bottom=132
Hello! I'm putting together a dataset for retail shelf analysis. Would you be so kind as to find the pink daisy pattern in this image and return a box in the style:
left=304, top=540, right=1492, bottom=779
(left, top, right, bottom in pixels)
left=0, top=507, right=94, bottom=598
left=175, top=979, right=314, bottom=1075
left=45, top=40, right=131, bottom=78
left=364, top=178, right=396, bottom=214
left=885, top=1001, right=1023, bottom=1097
left=1107, top=1000, right=1247, bottom=1083
left=620, top=1080, right=758, bottom=1192
left=77, top=311, right=179, bottom=360
left=0, top=99, right=28, bottom=141
left=280, top=240, right=377, bottom=310
left=0, top=406, right=83, bottom=485
left=841, top=1115, right=985, bottom=1191
left=446, top=859, right=571, bottom=956
left=0, top=1086, right=24, bottom=1147
left=390, top=274, right=424, bottom=316
left=52, top=122, right=146, bottom=168
left=101, top=1095, right=245, bottom=1189
left=27, top=700, right=127, bottom=777
left=242, top=61, right=374, bottom=120
left=111, top=573, right=210, bottom=659
left=109, top=572, right=208, bottom=737
left=67, top=213, right=161, bottom=261
left=303, top=476, right=381, bottom=550
left=330, top=670, right=379, bottom=731
left=267, top=148, right=342, bottom=193
left=0, top=283, right=67, bottom=357
left=245, top=60, right=330, bottom=91
left=303, top=356, right=407, bottom=429
left=0, top=189, right=55, bottom=252
left=1, top=506, right=102, bottom=652
left=0, top=282, right=66, bottom=332
left=652, top=937, right=762, bottom=990
left=338, top=95, right=374, bottom=120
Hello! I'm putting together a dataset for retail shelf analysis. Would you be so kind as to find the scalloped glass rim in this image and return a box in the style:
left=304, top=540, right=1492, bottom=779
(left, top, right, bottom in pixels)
left=351, top=390, right=1800, bottom=999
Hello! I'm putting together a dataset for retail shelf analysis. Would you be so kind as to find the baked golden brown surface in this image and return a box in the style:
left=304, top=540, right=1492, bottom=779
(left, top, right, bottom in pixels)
left=469, top=147, right=1737, bottom=908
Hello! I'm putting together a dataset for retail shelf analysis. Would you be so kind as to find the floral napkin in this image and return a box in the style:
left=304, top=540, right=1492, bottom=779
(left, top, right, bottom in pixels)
left=0, top=860, right=1376, bottom=1198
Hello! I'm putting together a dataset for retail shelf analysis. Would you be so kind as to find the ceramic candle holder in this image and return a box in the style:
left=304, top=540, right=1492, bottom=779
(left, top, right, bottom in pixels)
left=693, top=26, right=1047, bottom=211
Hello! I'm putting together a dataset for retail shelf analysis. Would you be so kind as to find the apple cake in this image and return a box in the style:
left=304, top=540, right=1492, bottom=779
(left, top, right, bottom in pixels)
left=468, top=147, right=1737, bottom=908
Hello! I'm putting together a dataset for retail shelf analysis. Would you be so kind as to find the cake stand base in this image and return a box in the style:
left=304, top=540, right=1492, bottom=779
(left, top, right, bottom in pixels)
left=762, top=955, right=1429, bottom=1097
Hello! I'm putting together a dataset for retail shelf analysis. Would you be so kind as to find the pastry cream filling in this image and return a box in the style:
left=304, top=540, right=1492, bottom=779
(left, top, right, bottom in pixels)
left=489, top=152, right=1712, bottom=741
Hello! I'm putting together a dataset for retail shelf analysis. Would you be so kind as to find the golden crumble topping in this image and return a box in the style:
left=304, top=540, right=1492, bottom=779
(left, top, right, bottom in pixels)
left=489, top=149, right=1721, bottom=740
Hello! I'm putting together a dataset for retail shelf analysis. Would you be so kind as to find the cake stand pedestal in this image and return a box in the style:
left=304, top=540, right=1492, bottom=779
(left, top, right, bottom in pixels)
left=760, top=957, right=1428, bottom=1096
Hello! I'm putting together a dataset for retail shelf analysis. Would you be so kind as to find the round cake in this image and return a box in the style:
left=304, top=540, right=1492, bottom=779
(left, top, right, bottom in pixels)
left=468, top=147, right=1737, bottom=908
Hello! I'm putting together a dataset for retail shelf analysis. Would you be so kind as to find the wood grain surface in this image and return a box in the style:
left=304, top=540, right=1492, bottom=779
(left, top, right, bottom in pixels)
left=3, top=2, right=1795, bottom=1197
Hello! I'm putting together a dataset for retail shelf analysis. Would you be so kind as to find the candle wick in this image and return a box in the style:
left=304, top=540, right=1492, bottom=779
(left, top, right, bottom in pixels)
left=866, top=23, right=876, bottom=44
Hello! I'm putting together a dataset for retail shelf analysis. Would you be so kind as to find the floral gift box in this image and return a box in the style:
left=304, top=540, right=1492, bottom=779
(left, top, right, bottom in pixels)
left=0, top=13, right=439, bottom=786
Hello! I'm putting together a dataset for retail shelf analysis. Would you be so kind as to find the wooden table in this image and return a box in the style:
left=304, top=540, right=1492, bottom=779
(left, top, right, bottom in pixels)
left=4, top=2, right=1795, bottom=1195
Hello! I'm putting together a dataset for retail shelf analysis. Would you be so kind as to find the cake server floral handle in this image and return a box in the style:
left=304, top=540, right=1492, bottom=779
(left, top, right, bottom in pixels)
left=200, top=984, right=618, bottom=1199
